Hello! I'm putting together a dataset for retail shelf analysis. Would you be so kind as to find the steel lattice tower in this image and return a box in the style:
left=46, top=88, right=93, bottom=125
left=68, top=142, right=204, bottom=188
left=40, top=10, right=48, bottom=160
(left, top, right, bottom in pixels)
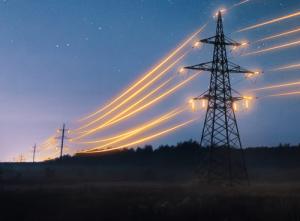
left=185, top=11, right=254, bottom=185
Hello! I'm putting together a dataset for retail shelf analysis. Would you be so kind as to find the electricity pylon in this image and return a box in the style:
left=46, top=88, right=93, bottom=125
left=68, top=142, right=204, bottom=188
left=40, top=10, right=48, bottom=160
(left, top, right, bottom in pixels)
left=185, top=11, right=254, bottom=185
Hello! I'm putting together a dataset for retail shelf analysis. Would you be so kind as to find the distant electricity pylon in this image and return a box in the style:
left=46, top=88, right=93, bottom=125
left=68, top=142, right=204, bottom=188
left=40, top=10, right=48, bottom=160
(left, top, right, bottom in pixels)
left=32, top=144, right=36, bottom=163
left=185, top=11, right=254, bottom=185
left=56, top=123, right=69, bottom=160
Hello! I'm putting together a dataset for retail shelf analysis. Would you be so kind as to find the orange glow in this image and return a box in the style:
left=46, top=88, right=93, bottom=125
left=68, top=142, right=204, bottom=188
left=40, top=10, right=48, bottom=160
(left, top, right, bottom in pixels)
left=272, top=63, right=300, bottom=71
left=250, top=80, right=300, bottom=92
left=238, top=11, right=300, bottom=32
left=245, top=70, right=261, bottom=78
left=243, top=96, right=254, bottom=100
left=179, top=67, right=186, bottom=74
left=74, top=54, right=186, bottom=132
left=73, top=72, right=201, bottom=140
left=255, top=27, right=300, bottom=43
left=72, top=76, right=174, bottom=136
left=193, top=41, right=201, bottom=48
left=243, top=39, right=300, bottom=56
left=189, top=99, right=195, bottom=111
left=245, top=100, right=249, bottom=109
left=233, top=102, right=238, bottom=111
left=79, top=24, right=207, bottom=122
left=201, top=99, right=208, bottom=108
left=267, top=91, right=300, bottom=97
left=242, top=96, right=254, bottom=109
left=240, top=41, right=249, bottom=47
left=79, top=119, right=197, bottom=154
left=75, top=107, right=184, bottom=144
left=214, top=8, right=227, bottom=18
left=77, top=108, right=186, bottom=152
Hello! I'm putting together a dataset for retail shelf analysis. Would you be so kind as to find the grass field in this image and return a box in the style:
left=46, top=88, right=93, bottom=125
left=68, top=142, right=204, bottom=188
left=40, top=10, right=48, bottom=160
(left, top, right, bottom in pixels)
left=1, top=145, right=300, bottom=221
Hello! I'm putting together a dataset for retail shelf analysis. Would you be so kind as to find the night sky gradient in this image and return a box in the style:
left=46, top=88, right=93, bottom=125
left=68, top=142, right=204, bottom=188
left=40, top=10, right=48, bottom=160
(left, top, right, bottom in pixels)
left=1, top=0, right=300, bottom=161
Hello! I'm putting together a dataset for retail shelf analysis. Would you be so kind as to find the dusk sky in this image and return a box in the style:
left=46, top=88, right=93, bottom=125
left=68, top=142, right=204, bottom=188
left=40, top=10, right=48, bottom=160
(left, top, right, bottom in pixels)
left=1, top=0, right=300, bottom=161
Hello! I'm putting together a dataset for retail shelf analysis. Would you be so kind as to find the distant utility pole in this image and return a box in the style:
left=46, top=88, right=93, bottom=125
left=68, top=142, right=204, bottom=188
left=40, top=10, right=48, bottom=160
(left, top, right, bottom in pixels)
left=33, top=144, right=37, bottom=163
left=18, top=154, right=25, bottom=163
left=57, top=123, right=69, bottom=160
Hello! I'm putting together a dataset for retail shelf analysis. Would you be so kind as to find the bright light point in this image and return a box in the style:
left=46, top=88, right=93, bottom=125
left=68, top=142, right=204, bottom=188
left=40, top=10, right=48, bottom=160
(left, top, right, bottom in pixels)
left=246, top=70, right=261, bottom=79
left=189, top=99, right=195, bottom=111
left=200, top=99, right=208, bottom=109
left=179, top=67, right=186, bottom=74
left=193, top=41, right=201, bottom=48
left=233, top=102, right=238, bottom=111
left=243, top=96, right=254, bottom=100
left=213, top=8, right=227, bottom=18
left=240, top=41, right=248, bottom=47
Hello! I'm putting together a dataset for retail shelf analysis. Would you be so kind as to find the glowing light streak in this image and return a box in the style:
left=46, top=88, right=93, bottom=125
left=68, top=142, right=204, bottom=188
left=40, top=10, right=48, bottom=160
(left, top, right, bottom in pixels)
left=254, top=27, right=300, bottom=43
left=73, top=72, right=201, bottom=140
left=238, top=11, right=300, bottom=32
left=80, top=119, right=197, bottom=154
left=71, top=77, right=174, bottom=138
left=266, top=91, right=300, bottom=98
left=76, top=107, right=184, bottom=144
left=233, top=0, right=250, bottom=7
left=249, top=80, right=300, bottom=92
left=272, top=63, right=300, bottom=71
left=79, top=24, right=207, bottom=122
left=243, top=39, right=300, bottom=56
left=77, top=108, right=185, bottom=152
left=74, top=54, right=186, bottom=132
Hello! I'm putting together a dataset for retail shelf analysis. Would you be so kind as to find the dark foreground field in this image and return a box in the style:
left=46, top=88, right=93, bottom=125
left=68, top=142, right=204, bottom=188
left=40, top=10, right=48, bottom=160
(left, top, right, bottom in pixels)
left=1, top=141, right=300, bottom=221
left=2, top=182, right=300, bottom=221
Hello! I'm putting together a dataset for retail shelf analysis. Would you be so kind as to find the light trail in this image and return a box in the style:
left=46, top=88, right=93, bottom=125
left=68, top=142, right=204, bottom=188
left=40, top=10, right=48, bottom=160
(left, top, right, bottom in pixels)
left=72, top=76, right=175, bottom=136
left=233, top=0, right=250, bottom=8
left=38, top=136, right=57, bottom=151
left=249, top=80, right=300, bottom=92
left=79, top=24, right=207, bottom=122
left=243, top=39, right=300, bottom=56
left=272, top=63, right=300, bottom=71
left=254, top=27, right=300, bottom=43
left=265, top=91, right=300, bottom=98
left=79, top=118, right=197, bottom=154
left=238, top=10, right=300, bottom=32
left=73, top=53, right=186, bottom=132
left=73, top=72, right=201, bottom=140
left=75, top=107, right=185, bottom=144
left=77, top=108, right=186, bottom=152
